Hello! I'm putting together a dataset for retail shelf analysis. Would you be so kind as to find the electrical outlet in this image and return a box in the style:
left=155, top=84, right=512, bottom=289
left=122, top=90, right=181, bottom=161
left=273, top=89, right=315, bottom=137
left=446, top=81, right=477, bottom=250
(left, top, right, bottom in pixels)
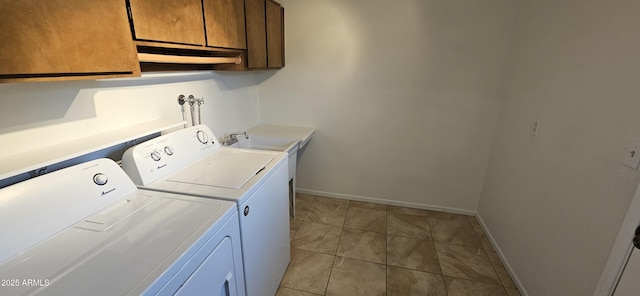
left=531, top=119, right=542, bottom=136
left=624, top=142, right=640, bottom=170
left=30, top=167, right=48, bottom=178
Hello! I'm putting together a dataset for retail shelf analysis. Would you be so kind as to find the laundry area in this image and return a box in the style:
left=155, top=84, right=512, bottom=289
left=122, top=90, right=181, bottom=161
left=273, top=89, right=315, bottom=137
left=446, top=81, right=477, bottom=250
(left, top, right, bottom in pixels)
left=2, top=0, right=640, bottom=295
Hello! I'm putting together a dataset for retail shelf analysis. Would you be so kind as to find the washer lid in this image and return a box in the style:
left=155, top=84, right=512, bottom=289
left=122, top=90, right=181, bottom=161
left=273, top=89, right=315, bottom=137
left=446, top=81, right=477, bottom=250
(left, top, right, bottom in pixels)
left=167, top=150, right=274, bottom=189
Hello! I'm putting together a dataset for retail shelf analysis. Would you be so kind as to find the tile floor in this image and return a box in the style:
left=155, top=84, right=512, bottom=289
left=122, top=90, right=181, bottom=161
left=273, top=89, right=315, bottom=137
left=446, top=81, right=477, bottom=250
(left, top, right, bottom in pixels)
left=277, top=194, right=521, bottom=296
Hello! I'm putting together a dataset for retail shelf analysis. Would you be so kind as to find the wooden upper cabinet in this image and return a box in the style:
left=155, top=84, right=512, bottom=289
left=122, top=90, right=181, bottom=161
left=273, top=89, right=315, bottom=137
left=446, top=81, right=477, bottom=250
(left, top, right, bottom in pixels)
left=245, top=0, right=284, bottom=69
left=203, top=0, right=246, bottom=49
left=0, top=0, right=140, bottom=82
left=129, top=0, right=206, bottom=46
left=266, top=0, right=284, bottom=68
left=245, top=0, right=268, bottom=68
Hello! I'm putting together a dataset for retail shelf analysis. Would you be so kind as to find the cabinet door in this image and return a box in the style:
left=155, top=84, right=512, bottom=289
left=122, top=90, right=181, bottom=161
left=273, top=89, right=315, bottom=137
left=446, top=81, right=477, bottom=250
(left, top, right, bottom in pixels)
left=203, top=0, right=246, bottom=49
left=245, top=0, right=267, bottom=68
left=266, top=0, right=284, bottom=68
left=129, top=0, right=206, bottom=46
left=0, top=0, right=139, bottom=81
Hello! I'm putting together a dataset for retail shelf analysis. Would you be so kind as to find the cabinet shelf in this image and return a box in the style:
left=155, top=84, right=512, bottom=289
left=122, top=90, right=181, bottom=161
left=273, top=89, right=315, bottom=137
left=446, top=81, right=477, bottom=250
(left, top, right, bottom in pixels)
left=0, top=119, right=185, bottom=180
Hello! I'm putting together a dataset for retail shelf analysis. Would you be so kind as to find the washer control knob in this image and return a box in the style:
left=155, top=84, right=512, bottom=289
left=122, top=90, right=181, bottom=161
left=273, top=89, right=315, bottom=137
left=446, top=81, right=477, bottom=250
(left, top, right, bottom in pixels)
left=164, top=146, right=174, bottom=156
left=196, top=130, right=209, bottom=144
left=93, top=173, right=108, bottom=186
left=150, top=151, right=162, bottom=161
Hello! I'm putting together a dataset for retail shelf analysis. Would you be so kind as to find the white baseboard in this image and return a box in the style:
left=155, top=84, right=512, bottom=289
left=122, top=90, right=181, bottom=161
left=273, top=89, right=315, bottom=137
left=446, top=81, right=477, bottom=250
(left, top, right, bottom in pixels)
left=296, top=188, right=475, bottom=217
left=475, top=214, right=528, bottom=296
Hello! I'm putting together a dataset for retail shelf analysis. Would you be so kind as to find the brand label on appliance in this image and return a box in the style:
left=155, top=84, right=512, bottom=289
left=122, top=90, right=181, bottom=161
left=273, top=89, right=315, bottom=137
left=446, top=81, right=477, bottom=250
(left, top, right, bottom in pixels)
left=101, top=188, right=116, bottom=196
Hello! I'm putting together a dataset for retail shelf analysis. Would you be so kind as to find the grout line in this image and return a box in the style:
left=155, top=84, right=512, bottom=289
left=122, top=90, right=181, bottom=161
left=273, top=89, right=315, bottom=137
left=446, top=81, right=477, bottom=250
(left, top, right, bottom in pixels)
left=323, top=255, right=339, bottom=295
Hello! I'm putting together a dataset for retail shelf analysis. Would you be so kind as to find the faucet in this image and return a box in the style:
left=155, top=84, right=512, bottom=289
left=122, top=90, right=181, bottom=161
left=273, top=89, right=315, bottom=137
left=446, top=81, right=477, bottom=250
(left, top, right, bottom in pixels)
left=223, top=131, right=249, bottom=146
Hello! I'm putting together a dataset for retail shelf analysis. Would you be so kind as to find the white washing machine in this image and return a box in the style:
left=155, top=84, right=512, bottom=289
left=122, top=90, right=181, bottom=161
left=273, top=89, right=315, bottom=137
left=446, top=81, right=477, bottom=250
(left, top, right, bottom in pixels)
left=0, top=158, right=245, bottom=296
left=121, top=125, right=290, bottom=296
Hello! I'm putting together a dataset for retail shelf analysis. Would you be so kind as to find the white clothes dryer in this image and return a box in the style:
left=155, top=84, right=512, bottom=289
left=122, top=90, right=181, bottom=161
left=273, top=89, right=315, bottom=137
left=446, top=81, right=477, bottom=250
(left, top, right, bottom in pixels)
left=0, top=158, right=245, bottom=296
left=121, top=125, right=290, bottom=296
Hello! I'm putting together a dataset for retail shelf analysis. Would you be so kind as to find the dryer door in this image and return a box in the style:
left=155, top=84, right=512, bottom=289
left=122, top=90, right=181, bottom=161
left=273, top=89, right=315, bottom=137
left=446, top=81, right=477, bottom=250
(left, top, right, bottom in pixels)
left=173, top=237, right=238, bottom=296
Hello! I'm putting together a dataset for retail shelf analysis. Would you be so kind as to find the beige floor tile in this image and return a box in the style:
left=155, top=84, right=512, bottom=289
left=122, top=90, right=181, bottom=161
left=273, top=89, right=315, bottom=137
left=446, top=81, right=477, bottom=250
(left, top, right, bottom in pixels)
left=291, top=219, right=304, bottom=231
left=290, top=219, right=304, bottom=242
left=276, top=287, right=323, bottom=296
left=436, top=243, right=500, bottom=284
left=443, top=276, right=507, bottom=296
left=387, top=235, right=441, bottom=274
left=296, top=193, right=316, bottom=202
left=387, top=266, right=447, bottom=296
left=429, top=217, right=481, bottom=248
left=280, top=249, right=335, bottom=295
left=336, top=228, right=386, bottom=264
left=292, top=222, right=342, bottom=254
left=504, top=288, right=521, bottom=296
left=305, top=199, right=349, bottom=227
left=387, top=211, right=430, bottom=238
left=325, top=257, right=386, bottom=296
left=348, top=200, right=387, bottom=211
left=468, top=218, right=495, bottom=252
left=486, top=251, right=516, bottom=288
left=344, top=207, right=386, bottom=233
left=388, top=205, right=427, bottom=216
left=314, top=196, right=350, bottom=206
left=295, top=194, right=315, bottom=220
left=478, top=233, right=495, bottom=252
left=425, top=210, right=469, bottom=221
left=282, top=197, right=520, bottom=296
left=468, top=215, right=482, bottom=226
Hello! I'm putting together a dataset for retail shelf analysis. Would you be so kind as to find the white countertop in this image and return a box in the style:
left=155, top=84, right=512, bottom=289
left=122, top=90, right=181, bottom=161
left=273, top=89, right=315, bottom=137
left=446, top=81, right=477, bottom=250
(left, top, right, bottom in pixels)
left=246, top=124, right=315, bottom=149
left=0, top=119, right=185, bottom=181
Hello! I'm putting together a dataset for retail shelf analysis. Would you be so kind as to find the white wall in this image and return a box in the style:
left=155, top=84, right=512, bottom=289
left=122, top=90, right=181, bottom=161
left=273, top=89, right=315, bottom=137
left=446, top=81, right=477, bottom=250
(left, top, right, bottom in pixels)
left=0, top=72, right=260, bottom=178
left=4, top=1, right=637, bottom=293
left=257, top=0, right=519, bottom=212
left=478, top=0, right=640, bottom=294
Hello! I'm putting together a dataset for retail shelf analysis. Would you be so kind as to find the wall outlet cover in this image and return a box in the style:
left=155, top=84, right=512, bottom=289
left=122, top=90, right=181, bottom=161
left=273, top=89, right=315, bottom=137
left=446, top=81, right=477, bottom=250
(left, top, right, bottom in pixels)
left=531, top=119, right=542, bottom=136
left=623, top=142, right=640, bottom=170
